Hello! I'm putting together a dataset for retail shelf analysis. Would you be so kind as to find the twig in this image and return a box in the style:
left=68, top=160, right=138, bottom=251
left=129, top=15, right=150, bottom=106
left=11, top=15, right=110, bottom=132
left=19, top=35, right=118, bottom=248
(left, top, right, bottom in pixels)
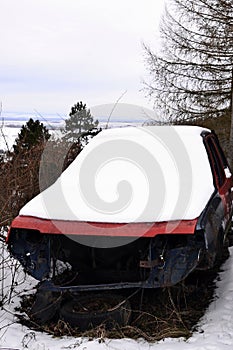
left=167, top=287, right=189, bottom=331
left=0, top=102, right=10, bottom=152
left=33, top=109, right=61, bottom=139
left=105, top=90, right=127, bottom=129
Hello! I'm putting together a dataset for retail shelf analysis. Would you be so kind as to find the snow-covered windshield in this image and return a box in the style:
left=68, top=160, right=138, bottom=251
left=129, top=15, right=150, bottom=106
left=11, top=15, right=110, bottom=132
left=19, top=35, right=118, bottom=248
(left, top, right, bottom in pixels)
left=20, top=126, right=214, bottom=223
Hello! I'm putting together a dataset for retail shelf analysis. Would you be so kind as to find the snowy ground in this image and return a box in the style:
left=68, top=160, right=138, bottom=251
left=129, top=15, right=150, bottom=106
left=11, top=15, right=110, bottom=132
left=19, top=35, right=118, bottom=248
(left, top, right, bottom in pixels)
left=0, top=240, right=233, bottom=350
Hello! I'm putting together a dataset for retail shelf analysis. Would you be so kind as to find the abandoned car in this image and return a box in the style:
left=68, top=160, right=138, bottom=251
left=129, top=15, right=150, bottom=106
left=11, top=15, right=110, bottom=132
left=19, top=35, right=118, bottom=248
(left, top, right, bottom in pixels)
left=7, top=126, right=233, bottom=294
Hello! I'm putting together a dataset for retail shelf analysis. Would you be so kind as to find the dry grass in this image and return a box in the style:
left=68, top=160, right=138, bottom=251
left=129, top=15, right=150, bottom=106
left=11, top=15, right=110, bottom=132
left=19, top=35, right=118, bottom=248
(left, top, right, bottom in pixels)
left=0, top=138, right=81, bottom=227
left=16, top=266, right=222, bottom=341
left=0, top=143, right=46, bottom=226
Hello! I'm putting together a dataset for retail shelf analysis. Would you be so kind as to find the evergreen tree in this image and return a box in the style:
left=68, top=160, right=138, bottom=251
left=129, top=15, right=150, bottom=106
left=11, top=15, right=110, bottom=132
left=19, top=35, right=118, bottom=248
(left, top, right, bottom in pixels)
left=13, top=118, right=50, bottom=154
left=62, top=101, right=100, bottom=145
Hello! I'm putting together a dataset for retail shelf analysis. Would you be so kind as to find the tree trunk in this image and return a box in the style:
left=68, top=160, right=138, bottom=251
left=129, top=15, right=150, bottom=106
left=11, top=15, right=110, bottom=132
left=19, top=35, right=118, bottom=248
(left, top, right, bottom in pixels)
left=228, top=67, right=233, bottom=171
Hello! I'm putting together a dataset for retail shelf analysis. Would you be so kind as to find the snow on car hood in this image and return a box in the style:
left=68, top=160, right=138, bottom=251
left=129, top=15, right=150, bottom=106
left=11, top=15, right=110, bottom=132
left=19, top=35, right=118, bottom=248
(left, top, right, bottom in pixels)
left=20, top=126, right=215, bottom=223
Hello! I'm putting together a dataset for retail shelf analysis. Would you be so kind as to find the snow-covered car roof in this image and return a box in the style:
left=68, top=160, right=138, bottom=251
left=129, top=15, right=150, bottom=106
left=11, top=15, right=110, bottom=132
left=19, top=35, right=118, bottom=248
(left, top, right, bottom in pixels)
left=20, top=125, right=215, bottom=223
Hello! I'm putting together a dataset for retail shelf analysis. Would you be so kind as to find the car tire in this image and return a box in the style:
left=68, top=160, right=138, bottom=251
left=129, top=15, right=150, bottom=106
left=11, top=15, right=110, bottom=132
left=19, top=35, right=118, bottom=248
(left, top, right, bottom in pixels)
left=60, top=293, right=131, bottom=330
left=215, top=229, right=229, bottom=266
left=29, top=290, right=61, bottom=323
left=228, top=224, right=233, bottom=247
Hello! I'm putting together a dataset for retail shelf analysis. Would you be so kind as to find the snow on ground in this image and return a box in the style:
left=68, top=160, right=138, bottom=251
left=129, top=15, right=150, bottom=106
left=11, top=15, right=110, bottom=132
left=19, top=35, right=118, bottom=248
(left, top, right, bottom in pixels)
left=1, top=240, right=233, bottom=350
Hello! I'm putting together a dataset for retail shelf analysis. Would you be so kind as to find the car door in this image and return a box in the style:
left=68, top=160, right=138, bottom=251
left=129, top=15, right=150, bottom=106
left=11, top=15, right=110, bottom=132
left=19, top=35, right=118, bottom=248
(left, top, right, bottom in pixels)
left=201, top=132, right=233, bottom=266
left=204, top=132, right=233, bottom=240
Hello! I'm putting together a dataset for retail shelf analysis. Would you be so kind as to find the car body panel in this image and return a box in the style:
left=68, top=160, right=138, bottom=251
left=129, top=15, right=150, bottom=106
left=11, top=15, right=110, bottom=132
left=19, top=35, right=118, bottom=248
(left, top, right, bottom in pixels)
left=9, top=215, right=198, bottom=237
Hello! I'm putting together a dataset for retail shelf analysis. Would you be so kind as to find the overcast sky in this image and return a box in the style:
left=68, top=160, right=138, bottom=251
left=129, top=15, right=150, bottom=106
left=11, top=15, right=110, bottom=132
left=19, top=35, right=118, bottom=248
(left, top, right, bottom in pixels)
left=0, top=0, right=164, bottom=116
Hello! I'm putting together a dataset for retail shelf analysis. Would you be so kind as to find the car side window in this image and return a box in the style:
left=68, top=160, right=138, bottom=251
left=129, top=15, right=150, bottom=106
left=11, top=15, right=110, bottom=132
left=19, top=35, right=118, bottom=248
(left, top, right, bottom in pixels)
left=205, top=135, right=225, bottom=188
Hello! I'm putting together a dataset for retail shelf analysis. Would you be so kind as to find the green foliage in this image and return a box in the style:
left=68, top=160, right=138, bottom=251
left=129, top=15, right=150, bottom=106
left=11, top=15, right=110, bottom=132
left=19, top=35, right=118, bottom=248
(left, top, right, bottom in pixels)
left=13, top=118, right=51, bottom=154
left=62, top=101, right=100, bottom=145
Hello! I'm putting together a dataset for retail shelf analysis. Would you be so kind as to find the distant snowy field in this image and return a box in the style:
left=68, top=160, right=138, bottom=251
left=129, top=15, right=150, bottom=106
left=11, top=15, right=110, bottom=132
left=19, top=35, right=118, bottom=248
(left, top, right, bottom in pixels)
left=0, top=127, right=19, bottom=151
left=0, top=122, right=143, bottom=152
left=0, top=104, right=158, bottom=151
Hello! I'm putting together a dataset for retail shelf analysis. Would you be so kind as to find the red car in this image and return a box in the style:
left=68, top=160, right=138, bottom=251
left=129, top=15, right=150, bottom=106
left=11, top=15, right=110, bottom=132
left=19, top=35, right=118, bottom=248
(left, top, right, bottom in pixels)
left=7, top=126, right=233, bottom=292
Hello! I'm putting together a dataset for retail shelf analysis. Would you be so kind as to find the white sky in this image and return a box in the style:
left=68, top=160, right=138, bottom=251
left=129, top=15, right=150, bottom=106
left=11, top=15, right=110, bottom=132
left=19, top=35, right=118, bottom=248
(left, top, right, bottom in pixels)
left=0, top=0, right=164, bottom=116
